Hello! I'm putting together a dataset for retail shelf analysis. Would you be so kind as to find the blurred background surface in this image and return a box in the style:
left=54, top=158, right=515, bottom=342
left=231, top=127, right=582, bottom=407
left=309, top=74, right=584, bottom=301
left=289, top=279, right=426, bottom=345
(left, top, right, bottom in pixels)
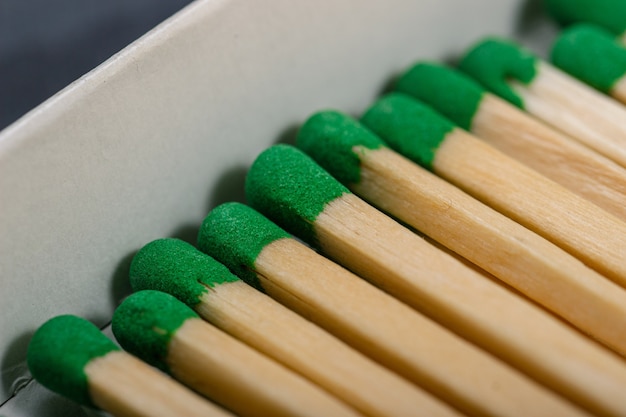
left=0, top=0, right=194, bottom=131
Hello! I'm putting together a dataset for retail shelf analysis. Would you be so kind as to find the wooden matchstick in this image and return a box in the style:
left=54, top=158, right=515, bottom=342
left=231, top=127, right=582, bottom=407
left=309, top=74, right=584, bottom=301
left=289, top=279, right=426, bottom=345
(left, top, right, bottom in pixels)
left=458, top=37, right=626, bottom=170
left=298, top=106, right=626, bottom=359
left=551, top=24, right=626, bottom=104
left=27, top=315, right=233, bottom=417
left=361, top=93, right=626, bottom=293
left=545, top=0, right=626, bottom=44
left=197, top=202, right=589, bottom=417
left=394, top=61, right=626, bottom=222
left=112, top=290, right=360, bottom=417
left=245, top=144, right=626, bottom=417
left=129, top=238, right=459, bottom=417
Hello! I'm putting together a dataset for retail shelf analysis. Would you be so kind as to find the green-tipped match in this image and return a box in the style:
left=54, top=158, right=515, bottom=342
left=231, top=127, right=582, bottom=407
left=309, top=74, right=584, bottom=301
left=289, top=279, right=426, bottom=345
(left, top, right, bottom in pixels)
left=296, top=111, right=385, bottom=185
left=245, top=144, right=350, bottom=247
left=552, top=24, right=626, bottom=93
left=545, top=0, right=626, bottom=36
left=129, top=238, right=240, bottom=309
left=394, top=62, right=486, bottom=131
left=458, top=38, right=538, bottom=109
left=198, top=202, right=290, bottom=289
left=361, top=93, right=455, bottom=170
left=27, top=315, right=119, bottom=407
left=112, top=290, right=198, bottom=373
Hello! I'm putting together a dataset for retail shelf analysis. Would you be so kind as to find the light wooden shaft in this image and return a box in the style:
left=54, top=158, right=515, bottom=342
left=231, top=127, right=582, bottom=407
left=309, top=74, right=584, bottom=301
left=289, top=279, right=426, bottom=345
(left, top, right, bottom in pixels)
left=255, top=238, right=589, bottom=417
left=472, top=93, right=626, bottom=222
left=434, top=128, right=626, bottom=290
left=167, top=317, right=361, bottom=417
left=315, top=192, right=626, bottom=417
left=611, top=75, right=626, bottom=105
left=358, top=147, right=626, bottom=357
left=86, top=351, right=232, bottom=417
left=512, top=62, right=626, bottom=168
left=194, top=281, right=459, bottom=417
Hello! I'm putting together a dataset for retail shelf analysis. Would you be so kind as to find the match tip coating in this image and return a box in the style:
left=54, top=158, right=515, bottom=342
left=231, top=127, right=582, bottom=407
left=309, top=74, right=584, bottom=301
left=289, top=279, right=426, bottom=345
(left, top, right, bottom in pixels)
left=129, top=238, right=240, bottom=309
left=27, top=315, right=119, bottom=407
left=198, top=202, right=290, bottom=289
left=296, top=110, right=384, bottom=185
left=551, top=24, right=626, bottom=93
left=245, top=144, right=349, bottom=247
left=394, top=62, right=485, bottom=130
left=112, top=290, right=198, bottom=373
left=545, top=0, right=626, bottom=36
left=458, top=37, right=538, bottom=109
left=361, top=93, right=455, bottom=170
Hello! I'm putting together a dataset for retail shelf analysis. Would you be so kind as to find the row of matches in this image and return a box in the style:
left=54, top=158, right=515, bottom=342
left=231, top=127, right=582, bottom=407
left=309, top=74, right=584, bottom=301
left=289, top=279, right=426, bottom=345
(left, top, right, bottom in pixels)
left=26, top=2, right=626, bottom=417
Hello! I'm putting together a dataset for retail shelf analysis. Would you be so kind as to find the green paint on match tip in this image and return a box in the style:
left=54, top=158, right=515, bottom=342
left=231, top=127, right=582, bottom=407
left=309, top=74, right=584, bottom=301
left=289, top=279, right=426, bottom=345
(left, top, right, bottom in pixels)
left=296, top=110, right=385, bottom=185
left=129, top=238, right=240, bottom=309
left=245, top=144, right=350, bottom=247
left=545, top=0, right=626, bottom=36
left=112, top=290, right=198, bottom=373
left=27, top=315, right=119, bottom=407
left=361, top=93, right=455, bottom=170
left=458, top=38, right=538, bottom=109
left=198, top=202, right=290, bottom=289
left=552, top=24, right=626, bottom=93
left=394, top=62, right=486, bottom=131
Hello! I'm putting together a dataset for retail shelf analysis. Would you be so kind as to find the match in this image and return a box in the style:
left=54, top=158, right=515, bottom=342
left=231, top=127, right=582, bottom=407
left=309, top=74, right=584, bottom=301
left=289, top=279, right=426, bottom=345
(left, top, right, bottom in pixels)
left=361, top=93, right=626, bottom=292
left=246, top=144, right=626, bottom=417
left=459, top=37, right=626, bottom=169
left=129, top=238, right=458, bottom=417
left=394, top=61, right=626, bottom=222
left=197, top=202, right=588, bottom=417
left=551, top=24, right=626, bottom=104
left=27, top=315, right=232, bottom=417
left=112, top=290, right=360, bottom=417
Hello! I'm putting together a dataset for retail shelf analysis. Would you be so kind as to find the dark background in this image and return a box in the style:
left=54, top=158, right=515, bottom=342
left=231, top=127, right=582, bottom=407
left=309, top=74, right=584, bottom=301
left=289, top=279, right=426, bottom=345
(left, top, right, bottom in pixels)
left=0, top=0, right=194, bottom=131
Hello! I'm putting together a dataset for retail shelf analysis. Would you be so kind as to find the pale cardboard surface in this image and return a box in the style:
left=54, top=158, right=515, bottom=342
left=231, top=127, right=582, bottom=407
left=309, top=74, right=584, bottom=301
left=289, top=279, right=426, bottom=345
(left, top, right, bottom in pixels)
left=0, top=0, right=537, bottom=413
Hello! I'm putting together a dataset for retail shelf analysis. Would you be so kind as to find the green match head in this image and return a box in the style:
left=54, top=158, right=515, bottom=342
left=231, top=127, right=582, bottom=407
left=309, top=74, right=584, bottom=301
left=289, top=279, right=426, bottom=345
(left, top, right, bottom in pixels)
left=198, top=202, right=290, bottom=289
left=129, top=238, right=240, bottom=308
left=296, top=110, right=385, bottom=185
left=27, top=315, right=119, bottom=407
left=394, top=62, right=486, bottom=130
left=458, top=38, right=538, bottom=109
left=245, top=144, right=350, bottom=247
left=360, top=93, right=455, bottom=170
left=551, top=24, right=626, bottom=93
left=545, top=0, right=626, bottom=36
left=112, top=290, right=198, bottom=373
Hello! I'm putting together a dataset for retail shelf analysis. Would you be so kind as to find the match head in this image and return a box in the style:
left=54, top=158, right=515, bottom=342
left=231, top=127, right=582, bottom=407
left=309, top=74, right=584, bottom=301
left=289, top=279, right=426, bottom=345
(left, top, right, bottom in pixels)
left=394, top=62, right=485, bottom=130
left=198, top=202, right=290, bottom=289
left=551, top=24, right=626, bottom=93
left=112, top=290, right=198, bottom=373
left=545, top=0, right=626, bottom=36
left=129, top=238, right=240, bottom=309
left=360, top=93, right=455, bottom=170
left=245, top=144, right=350, bottom=246
left=296, top=110, right=385, bottom=185
left=27, top=315, right=119, bottom=407
left=458, top=38, right=538, bottom=109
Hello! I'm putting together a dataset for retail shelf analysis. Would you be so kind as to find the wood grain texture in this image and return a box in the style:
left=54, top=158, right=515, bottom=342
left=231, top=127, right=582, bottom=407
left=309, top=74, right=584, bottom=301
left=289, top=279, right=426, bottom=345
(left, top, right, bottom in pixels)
left=313, top=191, right=626, bottom=417
left=513, top=62, right=626, bottom=168
left=434, top=129, right=626, bottom=290
left=194, top=281, right=458, bottom=417
left=86, top=351, right=232, bottom=417
left=472, top=93, right=626, bottom=222
left=254, top=238, right=587, bottom=417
